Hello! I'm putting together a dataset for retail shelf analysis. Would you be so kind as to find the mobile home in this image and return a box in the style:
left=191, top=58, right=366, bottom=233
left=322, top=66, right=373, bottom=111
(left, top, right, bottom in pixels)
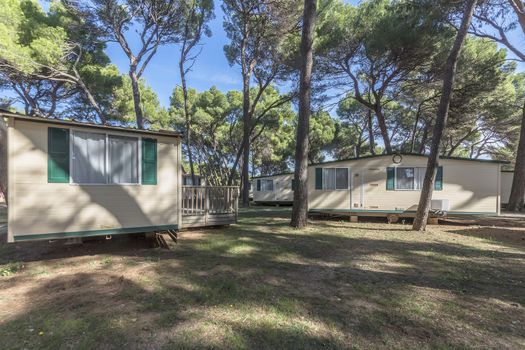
left=182, top=172, right=203, bottom=186
left=1, top=110, right=238, bottom=243
left=252, top=173, right=295, bottom=205
left=308, top=154, right=505, bottom=217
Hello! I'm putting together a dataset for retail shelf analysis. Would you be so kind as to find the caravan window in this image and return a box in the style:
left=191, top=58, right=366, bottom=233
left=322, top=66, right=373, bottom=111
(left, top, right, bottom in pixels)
left=321, top=168, right=349, bottom=190
left=395, top=167, right=423, bottom=190
left=387, top=166, right=443, bottom=191
left=71, top=131, right=139, bottom=184
left=108, top=136, right=139, bottom=184
left=72, top=131, right=106, bottom=184
left=261, top=179, right=274, bottom=191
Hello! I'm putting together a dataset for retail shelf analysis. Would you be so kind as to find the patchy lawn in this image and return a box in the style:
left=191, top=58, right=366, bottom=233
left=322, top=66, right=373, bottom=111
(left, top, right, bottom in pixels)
left=0, top=208, right=524, bottom=349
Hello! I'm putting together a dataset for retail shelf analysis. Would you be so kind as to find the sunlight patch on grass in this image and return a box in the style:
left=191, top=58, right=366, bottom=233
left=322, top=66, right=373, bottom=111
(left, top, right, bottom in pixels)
left=163, top=302, right=348, bottom=349
left=226, top=244, right=258, bottom=256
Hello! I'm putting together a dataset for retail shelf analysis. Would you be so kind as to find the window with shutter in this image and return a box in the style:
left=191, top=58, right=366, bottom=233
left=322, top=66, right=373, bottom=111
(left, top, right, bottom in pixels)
left=142, top=138, right=157, bottom=185
left=386, top=167, right=395, bottom=190
left=315, top=168, right=322, bottom=190
left=48, top=127, right=70, bottom=183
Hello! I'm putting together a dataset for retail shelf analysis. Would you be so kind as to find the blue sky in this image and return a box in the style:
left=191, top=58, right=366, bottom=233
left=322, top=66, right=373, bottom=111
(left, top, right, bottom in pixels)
left=105, top=3, right=241, bottom=107
left=105, top=1, right=364, bottom=108
left=35, top=0, right=524, bottom=110
left=103, top=0, right=525, bottom=109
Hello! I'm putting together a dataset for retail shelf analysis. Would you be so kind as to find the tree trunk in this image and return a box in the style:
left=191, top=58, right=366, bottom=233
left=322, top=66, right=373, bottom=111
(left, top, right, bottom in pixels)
left=367, top=109, right=375, bottom=155
left=241, top=73, right=251, bottom=207
left=0, top=115, right=7, bottom=205
left=129, top=68, right=144, bottom=129
left=179, top=59, right=196, bottom=185
left=410, top=109, right=421, bottom=153
left=291, top=0, right=317, bottom=228
left=227, top=137, right=245, bottom=185
left=375, top=108, right=392, bottom=153
left=507, top=100, right=525, bottom=211
left=72, top=69, right=106, bottom=124
left=413, top=0, right=478, bottom=231
left=508, top=0, right=525, bottom=35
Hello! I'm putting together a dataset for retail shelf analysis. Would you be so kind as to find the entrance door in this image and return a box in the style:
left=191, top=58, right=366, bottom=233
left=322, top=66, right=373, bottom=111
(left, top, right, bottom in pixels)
left=351, top=171, right=364, bottom=209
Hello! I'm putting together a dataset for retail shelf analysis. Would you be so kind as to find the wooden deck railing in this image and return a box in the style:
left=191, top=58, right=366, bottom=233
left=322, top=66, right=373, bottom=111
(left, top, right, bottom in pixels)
left=181, top=186, right=239, bottom=227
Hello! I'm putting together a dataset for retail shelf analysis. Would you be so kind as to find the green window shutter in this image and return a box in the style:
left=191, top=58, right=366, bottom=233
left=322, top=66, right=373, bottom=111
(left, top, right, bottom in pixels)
left=315, top=168, right=323, bottom=190
left=434, top=166, right=443, bottom=191
left=386, top=167, right=395, bottom=190
left=48, top=127, right=70, bottom=183
left=142, top=138, right=157, bottom=185
left=257, top=179, right=261, bottom=191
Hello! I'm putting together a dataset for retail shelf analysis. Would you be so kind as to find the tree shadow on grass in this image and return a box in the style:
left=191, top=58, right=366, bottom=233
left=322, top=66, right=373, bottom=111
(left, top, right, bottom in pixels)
left=448, top=226, right=525, bottom=250
left=1, top=212, right=524, bottom=349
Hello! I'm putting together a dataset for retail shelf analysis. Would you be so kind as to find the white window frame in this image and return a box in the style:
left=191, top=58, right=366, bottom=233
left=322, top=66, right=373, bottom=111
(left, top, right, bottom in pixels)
left=394, top=166, right=425, bottom=191
left=321, top=167, right=350, bottom=191
left=69, top=128, right=143, bottom=186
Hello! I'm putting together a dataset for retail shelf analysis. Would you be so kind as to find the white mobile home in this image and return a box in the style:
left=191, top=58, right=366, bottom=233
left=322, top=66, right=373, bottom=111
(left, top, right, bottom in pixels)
left=182, top=173, right=204, bottom=186
left=252, top=173, right=295, bottom=205
left=1, top=110, right=238, bottom=243
left=307, top=154, right=505, bottom=217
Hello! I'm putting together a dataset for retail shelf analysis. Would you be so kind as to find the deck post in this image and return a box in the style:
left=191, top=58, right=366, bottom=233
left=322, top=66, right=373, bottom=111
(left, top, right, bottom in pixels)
left=205, top=187, right=209, bottom=226
left=234, top=187, right=239, bottom=222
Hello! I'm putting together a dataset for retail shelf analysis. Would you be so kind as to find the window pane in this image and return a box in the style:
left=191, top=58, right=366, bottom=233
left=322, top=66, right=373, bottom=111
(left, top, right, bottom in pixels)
left=322, top=168, right=335, bottom=190
left=263, top=179, right=274, bottom=191
left=109, top=136, right=138, bottom=184
left=396, top=167, right=414, bottom=190
left=72, top=131, right=106, bottom=184
left=336, top=168, right=349, bottom=190
left=415, top=168, right=424, bottom=190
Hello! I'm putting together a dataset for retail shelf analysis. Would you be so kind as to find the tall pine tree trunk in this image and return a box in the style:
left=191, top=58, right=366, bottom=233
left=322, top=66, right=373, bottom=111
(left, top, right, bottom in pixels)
left=129, top=67, right=144, bottom=129
left=179, top=59, right=196, bottom=185
left=375, top=108, right=392, bottom=153
left=367, top=109, right=376, bottom=155
left=241, top=74, right=251, bottom=207
left=291, top=0, right=317, bottom=228
left=0, top=115, right=7, bottom=205
left=413, top=0, right=478, bottom=231
left=507, top=100, right=525, bottom=211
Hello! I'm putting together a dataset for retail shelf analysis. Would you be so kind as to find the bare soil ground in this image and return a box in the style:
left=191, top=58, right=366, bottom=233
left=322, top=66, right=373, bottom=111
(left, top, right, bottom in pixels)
left=0, top=208, right=524, bottom=349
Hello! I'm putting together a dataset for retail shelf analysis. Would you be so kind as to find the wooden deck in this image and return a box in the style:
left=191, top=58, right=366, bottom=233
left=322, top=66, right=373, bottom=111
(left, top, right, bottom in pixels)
left=182, top=186, right=239, bottom=228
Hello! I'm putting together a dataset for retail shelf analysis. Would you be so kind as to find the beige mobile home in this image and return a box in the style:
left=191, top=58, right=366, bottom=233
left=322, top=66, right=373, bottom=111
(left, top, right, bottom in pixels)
left=252, top=173, right=295, bottom=204
left=1, top=110, right=238, bottom=243
left=307, top=154, right=505, bottom=217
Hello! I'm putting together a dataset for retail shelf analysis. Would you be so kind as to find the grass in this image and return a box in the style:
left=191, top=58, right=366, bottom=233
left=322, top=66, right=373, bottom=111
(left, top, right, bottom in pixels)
left=0, top=207, right=524, bottom=349
left=0, top=261, right=23, bottom=276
